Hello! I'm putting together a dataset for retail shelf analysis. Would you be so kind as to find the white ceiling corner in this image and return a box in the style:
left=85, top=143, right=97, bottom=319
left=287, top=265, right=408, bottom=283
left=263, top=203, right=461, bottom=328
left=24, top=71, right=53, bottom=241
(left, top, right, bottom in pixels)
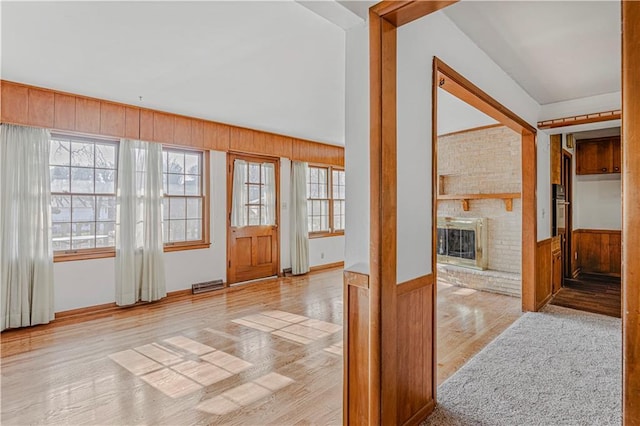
left=444, top=1, right=621, bottom=105
left=295, top=0, right=364, bottom=30
left=1, top=1, right=346, bottom=145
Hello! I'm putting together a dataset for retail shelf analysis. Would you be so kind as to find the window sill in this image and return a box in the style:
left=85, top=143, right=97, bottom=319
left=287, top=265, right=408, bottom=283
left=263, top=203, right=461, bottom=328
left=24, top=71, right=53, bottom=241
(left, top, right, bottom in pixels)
left=309, top=231, right=344, bottom=239
left=54, top=249, right=115, bottom=263
left=164, top=242, right=211, bottom=252
left=53, top=242, right=211, bottom=262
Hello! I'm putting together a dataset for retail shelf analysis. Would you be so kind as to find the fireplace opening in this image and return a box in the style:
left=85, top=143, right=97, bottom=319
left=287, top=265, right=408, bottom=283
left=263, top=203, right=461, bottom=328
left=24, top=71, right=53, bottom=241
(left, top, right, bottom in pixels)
left=438, top=228, right=476, bottom=260
left=437, top=217, right=488, bottom=270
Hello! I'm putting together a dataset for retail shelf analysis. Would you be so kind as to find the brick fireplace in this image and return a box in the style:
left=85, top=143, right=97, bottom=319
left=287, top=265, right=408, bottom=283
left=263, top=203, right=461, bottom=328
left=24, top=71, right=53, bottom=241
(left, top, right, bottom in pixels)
left=437, top=125, right=521, bottom=297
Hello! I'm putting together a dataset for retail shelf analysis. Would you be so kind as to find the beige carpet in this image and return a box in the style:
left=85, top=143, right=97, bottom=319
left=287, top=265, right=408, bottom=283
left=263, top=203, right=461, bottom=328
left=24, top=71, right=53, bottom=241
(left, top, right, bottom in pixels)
left=423, top=305, right=621, bottom=425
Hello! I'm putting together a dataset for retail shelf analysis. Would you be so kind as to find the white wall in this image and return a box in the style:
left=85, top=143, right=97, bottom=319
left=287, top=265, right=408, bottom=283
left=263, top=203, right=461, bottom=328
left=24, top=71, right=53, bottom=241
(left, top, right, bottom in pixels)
left=537, top=131, right=552, bottom=240
left=574, top=174, right=622, bottom=230
left=310, top=236, right=346, bottom=267
left=437, top=89, right=498, bottom=136
left=344, top=21, right=370, bottom=272
left=54, top=151, right=228, bottom=312
left=395, top=12, right=542, bottom=283
left=54, top=151, right=344, bottom=312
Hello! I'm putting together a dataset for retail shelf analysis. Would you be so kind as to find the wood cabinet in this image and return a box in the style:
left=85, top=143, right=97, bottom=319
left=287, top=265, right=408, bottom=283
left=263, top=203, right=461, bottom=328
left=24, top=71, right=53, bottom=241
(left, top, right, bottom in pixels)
left=552, top=236, right=562, bottom=294
left=576, top=136, right=621, bottom=175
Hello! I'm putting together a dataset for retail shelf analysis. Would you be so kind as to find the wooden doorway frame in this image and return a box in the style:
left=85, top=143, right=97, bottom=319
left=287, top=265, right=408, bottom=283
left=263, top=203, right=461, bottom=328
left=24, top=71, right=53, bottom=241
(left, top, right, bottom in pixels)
left=561, top=149, right=573, bottom=279
left=354, top=0, right=640, bottom=425
left=433, top=58, right=538, bottom=312
left=622, top=2, right=639, bottom=423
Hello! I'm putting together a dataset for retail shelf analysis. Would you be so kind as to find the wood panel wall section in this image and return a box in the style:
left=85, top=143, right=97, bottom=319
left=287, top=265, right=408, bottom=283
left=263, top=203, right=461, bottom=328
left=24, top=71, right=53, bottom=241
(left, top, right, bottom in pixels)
left=573, top=229, right=622, bottom=277
left=536, top=238, right=553, bottom=310
left=0, top=80, right=343, bottom=165
left=343, top=268, right=370, bottom=425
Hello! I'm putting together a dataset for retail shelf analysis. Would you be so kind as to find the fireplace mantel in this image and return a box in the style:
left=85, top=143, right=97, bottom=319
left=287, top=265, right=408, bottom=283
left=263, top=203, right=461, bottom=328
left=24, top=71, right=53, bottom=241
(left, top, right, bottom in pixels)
left=437, top=193, right=521, bottom=212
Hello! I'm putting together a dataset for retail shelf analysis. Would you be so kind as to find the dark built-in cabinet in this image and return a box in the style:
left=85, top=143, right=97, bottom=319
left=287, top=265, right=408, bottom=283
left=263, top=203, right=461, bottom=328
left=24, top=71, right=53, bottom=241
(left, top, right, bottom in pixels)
left=576, top=136, right=621, bottom=175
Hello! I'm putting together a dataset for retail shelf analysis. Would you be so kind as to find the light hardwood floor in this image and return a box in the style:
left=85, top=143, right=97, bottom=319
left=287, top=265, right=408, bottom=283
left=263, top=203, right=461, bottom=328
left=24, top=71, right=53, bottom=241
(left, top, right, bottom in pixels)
left=0, top=269, right=521, bottom=425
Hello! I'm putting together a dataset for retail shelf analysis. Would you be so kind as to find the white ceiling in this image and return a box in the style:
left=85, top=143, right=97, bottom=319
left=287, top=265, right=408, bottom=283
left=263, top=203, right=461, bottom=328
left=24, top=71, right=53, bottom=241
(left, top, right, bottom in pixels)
left=1, top=1, right=346, bottom=145
left=444, top=1, right=621, bottom=105
left=0, top=1, right=624, bottom=147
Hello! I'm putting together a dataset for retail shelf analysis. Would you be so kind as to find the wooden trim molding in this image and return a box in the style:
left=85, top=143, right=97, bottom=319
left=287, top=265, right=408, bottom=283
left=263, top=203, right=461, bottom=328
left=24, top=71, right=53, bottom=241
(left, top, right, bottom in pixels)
left=344, top=269, right=370, bottom=289
left=437, top=123, right=503, bottom=138
left=397, top=274, right=434, bottom=296
left=622, top=3, right=640, bottom=422
left=353, top=3, right=454, bottom=425
left=537, top=109, right=621, bottom=130
left=435, top=58, right=537, bottom=135
left=0, top=80, right=344, bottom=167
left=309, top=261, right=344, bottom=273
left=433, top=57, right=537, bottom=313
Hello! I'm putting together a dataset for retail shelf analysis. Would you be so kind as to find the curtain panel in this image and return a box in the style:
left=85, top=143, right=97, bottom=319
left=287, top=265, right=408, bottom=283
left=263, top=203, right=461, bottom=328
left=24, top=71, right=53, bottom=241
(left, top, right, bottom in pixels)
left=115, top=139, right=166, bottom=306
left=290, top=161, right=309, bottom=275
left=0, top=124, right=54, bottom=331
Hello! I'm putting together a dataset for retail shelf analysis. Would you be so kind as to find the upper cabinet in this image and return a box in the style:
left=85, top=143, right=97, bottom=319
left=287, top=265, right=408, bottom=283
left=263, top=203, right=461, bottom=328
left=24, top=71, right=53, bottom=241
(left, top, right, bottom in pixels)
left=576, top=136, right=621, bottom=175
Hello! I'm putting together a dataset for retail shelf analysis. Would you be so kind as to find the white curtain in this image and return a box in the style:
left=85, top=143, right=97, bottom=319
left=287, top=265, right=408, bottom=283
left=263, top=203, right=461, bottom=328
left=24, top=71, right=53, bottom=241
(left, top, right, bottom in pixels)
left=290, top=161, right=309, bottom=275
left=115, top=139, right=166, bottom=306
left=1, top=124, right=54, bottom=331
left=262, top=162, right=276, bottom=226
left=231, top=159, right=247, bottom=227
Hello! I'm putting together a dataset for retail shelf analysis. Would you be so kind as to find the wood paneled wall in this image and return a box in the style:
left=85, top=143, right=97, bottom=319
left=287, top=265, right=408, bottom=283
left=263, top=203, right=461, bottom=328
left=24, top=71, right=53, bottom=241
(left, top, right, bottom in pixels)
left=0, top=80, right=343, bottom=166
left=536, top=238, right=553, bottom=310
left=573, top=229, right=622, bottom=277
left=343, top=270, right=371, bottom=425
left=395, top=277, right=435, bottom=424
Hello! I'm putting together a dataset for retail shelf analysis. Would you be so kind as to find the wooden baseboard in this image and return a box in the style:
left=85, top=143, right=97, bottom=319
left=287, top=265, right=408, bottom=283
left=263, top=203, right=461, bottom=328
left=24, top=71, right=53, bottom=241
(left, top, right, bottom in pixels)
left=54, top=288, right=211, bottom=322
left=403, top=399, right=436, bottom=426
left=536, top=293, right=553, bottom=311
left=309, top=261, right=344, bottom=273
left=572, top=267, right=581, bottom=279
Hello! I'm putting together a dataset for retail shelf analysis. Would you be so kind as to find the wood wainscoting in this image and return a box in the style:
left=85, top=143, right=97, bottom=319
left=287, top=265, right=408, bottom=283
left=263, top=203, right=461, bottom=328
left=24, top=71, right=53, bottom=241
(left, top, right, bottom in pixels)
left=0, top=80, right=344, bottom=167
left=343, top=267, right=435, bottom=426
left=343, top=268, right=371, bottom=425
left=573, top=229, right=621, bottom=277
left=536, top=238, right=553, bottom=310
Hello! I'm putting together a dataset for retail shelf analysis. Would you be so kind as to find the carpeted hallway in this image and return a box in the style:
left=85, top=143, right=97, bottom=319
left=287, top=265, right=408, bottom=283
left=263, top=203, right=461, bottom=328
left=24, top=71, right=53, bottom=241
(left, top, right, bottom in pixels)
left=423, top=305, right=621, bottom=425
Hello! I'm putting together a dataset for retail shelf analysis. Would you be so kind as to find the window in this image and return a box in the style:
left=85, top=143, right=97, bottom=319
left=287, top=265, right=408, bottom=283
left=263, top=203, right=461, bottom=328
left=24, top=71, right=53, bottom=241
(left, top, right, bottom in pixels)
left=231, top=159, right=276, bottom=227
left=332, top=169, right=345, bottom=231
left=162, top=148, right=205, bottom=245
left=307, top=166, right=345, bottom=234
left=49, top=135, right=118, bottom=255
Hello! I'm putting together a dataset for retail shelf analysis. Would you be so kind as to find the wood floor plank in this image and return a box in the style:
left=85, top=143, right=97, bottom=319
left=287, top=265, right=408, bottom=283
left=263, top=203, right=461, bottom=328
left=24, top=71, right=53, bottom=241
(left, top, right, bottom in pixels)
left=1, top=269, right=521, bottom=425
left=551, top=274, right=621, bottom=318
